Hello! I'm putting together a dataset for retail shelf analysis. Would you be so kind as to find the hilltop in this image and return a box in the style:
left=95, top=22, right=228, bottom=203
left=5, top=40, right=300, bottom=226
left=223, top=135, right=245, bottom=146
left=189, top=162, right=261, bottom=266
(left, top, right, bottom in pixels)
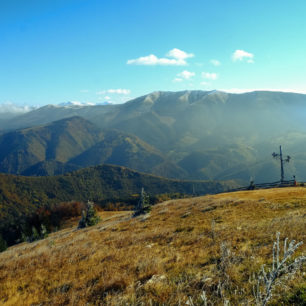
left=0, top=187, right=304, bottom=305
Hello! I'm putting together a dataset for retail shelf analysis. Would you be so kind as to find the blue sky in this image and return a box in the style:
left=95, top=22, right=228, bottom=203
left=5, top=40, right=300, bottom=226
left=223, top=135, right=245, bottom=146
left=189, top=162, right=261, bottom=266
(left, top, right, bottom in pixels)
left=1, top=0, right=306, bottom=106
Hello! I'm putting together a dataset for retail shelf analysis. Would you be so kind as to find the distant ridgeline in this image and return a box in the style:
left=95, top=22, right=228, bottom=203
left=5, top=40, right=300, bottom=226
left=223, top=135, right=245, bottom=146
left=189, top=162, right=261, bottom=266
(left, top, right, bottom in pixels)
left=1, top=91, right=306, bottom=183
left=0, top=164, right=236, bottom=246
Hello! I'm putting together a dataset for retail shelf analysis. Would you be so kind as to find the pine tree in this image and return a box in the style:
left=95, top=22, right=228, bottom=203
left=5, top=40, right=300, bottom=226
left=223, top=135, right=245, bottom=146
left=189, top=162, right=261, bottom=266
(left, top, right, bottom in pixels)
left=134, top=188, right=151, bottom=216
left=78, top=201, right=100, bottom=229
left=78, top=210, right=87, bottom=229
left=85, top=201, right=100, bottom=226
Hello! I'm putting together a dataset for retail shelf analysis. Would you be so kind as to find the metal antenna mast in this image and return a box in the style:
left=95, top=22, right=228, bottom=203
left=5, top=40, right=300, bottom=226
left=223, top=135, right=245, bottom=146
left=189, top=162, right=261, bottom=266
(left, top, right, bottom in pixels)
left=272, top=145, right=291, bottom=182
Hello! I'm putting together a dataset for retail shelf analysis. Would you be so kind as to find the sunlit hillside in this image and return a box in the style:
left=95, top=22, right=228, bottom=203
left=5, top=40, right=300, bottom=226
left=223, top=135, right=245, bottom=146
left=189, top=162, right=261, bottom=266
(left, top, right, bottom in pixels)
left=0, top=187, right=305, bottom=305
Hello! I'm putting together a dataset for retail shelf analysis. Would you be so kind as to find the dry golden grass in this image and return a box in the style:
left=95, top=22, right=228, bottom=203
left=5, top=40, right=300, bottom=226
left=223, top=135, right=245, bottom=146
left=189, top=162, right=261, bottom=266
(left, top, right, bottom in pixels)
left=0, top=187, right=305, bottom=305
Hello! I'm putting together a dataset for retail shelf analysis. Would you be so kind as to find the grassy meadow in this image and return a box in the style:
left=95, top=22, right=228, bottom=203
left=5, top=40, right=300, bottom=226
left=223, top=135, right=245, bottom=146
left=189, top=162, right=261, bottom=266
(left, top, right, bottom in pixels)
left=0, top=187, right=305, bottom=305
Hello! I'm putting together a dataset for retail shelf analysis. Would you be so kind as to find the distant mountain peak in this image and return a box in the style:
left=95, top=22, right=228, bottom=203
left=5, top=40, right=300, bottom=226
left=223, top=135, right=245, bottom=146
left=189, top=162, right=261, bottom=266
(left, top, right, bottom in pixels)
left=57, top=101, right=111, bottom=108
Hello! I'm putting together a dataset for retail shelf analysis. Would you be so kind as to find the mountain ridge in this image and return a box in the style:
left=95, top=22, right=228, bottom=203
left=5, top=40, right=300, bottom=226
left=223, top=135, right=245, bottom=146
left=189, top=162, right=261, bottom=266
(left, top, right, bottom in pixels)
left=2, top=90, right=306, bottom=182
left=0, top=116, right=188, bottom=178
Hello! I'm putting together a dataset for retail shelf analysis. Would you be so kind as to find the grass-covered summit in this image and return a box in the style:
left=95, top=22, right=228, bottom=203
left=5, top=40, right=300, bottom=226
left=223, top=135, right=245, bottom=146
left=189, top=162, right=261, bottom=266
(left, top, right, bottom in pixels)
left=0, top=187, right=304, bottom=304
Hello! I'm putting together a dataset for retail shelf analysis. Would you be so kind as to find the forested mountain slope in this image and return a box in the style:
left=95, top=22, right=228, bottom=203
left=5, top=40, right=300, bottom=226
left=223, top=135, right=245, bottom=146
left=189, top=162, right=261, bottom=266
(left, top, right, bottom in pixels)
left=2, top=90, right=306, bottom=182
left=0, top=164, right=235, bottom=244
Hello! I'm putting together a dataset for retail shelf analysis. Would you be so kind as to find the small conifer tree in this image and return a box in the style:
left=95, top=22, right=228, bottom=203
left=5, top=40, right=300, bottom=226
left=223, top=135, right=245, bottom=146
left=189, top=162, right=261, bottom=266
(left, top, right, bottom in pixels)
left=86, top=201, right=100, bottom=226
left=78, top=201, right=100, bottom=229
left=133, top=187, right=151, bottom=216
left=78, top=210, right=87, bottom=229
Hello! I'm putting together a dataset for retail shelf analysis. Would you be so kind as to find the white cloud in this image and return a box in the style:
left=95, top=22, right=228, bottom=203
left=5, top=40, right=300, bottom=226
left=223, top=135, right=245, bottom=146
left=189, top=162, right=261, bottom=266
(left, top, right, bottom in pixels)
left=232, top=50, right=254, bottom=63
left=177, top=70, right=195, bottom=80
left=210, top=59, right=221, bottom=66
left=127, top=54, right=185, bottom=66
left=107, top=89, right=131, bottom=94
left=104, top=96, right=111, bottom=100
left=201, top=72, right=218, bottom=80
left=97, top=89, right=131, bottom=95
left=166, top=48, right=194, bottom=60
left=58, top=101, right=95, bottom=107
left=80, top=89, right=89, bottom=93
left=173, top=78, right=183, bottom=83
left=127, top=48, right=194, bottom=66
left=0, top=102, right=37, bottom=114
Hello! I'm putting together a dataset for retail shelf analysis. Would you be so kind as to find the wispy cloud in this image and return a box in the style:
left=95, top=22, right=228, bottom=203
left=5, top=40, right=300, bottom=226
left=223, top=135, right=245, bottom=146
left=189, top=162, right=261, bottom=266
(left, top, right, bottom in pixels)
left=127, top=55, right=184, bottom=66
left=173, top=78, right=183, bottom=83
left=177, top=70, right=195, bottom=80
left=97, top=89, right=131, bottom=95
left=220, top=88, right=306, bottom=94
left=210, top=59, right=221, bottom=66
left=58, top=101, right=95, bottom=107
left=0, top=102, right=36, bottom=114
left=232, top=49, right=254, bottom=63
left=80, top=89, right=89, bottom=93
left=127, top=48, right=194, bottom=66
left=201, top=72, right=218, bottom=80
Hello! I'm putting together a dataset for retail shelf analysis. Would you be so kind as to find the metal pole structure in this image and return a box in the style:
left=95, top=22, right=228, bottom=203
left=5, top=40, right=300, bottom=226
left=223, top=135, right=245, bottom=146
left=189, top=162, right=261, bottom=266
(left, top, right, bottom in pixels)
left=272, top=146, right=291, bottom=183
left=280, top=145, right=284, bottom=182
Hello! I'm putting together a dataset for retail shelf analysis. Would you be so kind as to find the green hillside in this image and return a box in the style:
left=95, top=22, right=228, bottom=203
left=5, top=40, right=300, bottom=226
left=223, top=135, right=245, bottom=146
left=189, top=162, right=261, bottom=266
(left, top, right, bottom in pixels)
left=0, top=164, right=236, bottom=245
left=0, top=116, right=103, bottom=174
left=70, top=129, right=187, bottom=178
left=0, top=117, right=187, bottom=178
left=21, top=160, right=81, bottom=176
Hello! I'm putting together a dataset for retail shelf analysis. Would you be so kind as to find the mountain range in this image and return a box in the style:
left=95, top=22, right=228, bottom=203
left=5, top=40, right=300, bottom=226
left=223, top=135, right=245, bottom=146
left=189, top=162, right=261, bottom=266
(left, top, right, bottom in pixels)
left=1, top=90, right=306, bottom=182
left=0, top=116, right=186, bottom=178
